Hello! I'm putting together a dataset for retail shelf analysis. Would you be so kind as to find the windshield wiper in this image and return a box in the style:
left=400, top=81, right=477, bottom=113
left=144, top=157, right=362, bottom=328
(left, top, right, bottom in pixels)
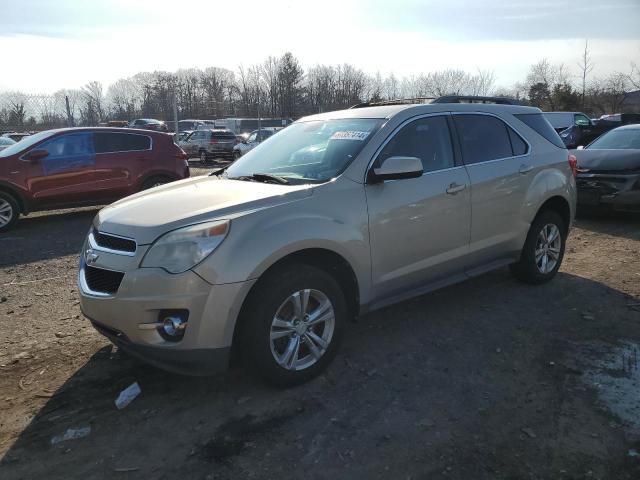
left=209, top=164, right=231, bottom=176
left=251, top=173, right=290, bottom=185
left=229, top=173, right=290, bottom=185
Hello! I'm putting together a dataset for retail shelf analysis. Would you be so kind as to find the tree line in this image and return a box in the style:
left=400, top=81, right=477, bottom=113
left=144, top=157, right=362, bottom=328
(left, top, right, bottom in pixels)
left=1, top=45, right=639, bottom=131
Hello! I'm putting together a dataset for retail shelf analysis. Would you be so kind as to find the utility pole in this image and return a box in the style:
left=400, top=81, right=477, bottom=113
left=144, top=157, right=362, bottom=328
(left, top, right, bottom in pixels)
left=173, top=91, right=179, bottom=142
left=65, top=95, right=74, bottom=127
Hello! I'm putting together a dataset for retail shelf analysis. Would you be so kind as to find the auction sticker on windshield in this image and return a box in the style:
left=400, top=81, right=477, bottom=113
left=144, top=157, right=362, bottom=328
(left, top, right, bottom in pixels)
left=330, top=131, right=371, bottom=141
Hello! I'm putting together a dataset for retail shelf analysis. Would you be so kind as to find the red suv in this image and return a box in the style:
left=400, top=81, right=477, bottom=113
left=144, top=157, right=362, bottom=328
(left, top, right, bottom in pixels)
left=0, top=127, right=189, bottom=231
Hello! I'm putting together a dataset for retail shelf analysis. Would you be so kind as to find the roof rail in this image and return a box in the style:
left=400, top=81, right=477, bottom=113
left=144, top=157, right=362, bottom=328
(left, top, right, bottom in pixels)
left=349, top=97, right=436, bottom=109
left=432, top=95, right=527, bottom=105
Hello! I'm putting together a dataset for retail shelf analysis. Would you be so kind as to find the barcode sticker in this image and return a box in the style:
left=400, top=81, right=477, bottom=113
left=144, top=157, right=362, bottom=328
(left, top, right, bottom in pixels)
left=330, top=131, right=370, bottom=141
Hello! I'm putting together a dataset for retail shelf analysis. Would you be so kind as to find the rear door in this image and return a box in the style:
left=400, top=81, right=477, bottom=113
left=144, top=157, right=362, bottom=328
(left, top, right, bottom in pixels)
left=25, top=131, right=97, bottom=208
left=93, top=131, right=152, bottom=198
left=366, top=114, right=472, bottom=301
left=452, top=113, right=532, bottom=272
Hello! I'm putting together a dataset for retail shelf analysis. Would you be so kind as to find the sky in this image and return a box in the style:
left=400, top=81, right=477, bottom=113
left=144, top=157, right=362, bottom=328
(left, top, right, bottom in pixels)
left=0, top=0, right=639, bottom=94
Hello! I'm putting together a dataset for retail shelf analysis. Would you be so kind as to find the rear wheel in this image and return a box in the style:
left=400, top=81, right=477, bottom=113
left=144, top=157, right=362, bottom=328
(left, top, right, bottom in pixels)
left=0, top=192, right=19, bottom=232
left=510, top=210, right=566, bottom=284
left=140, top=175, right=172, bottom=191
left=199, top=150, right=209, bottom=164
left=240, top=264, right=346, bottom=386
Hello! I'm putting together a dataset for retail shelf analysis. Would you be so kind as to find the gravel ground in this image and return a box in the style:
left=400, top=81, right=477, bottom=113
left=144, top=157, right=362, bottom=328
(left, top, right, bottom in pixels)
left=0, top=206, right=639, bottom=480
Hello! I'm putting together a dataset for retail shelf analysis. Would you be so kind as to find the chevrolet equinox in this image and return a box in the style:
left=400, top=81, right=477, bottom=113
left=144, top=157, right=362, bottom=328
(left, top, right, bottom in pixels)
left=78, top=98, right=577, bottom=386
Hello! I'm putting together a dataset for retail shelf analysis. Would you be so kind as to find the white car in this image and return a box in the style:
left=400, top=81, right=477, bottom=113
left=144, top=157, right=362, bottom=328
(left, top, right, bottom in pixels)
left=0, top=137, right=16, bottom=151
left=233, top=128, right=280, bottom=159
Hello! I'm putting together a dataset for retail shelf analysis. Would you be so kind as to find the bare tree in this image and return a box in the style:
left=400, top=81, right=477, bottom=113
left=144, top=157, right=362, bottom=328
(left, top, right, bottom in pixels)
left=578, top=40, right=595, bottom=109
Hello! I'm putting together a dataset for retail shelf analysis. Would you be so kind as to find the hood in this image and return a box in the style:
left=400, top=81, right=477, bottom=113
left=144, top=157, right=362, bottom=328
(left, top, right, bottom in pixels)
left=572, top=149, right=640, bottom=172
left=96, top=175, right=313, bottom=244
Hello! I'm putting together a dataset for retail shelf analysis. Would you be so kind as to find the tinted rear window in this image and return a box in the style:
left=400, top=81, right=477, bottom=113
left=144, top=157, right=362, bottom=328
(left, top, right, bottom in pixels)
left=94, top=132, right=151, bottom=153
left=212, top=132, right=236, bottom=139
left=453, top=114, right=513, bottom=164
left=515, top=114, right=565, bottom=148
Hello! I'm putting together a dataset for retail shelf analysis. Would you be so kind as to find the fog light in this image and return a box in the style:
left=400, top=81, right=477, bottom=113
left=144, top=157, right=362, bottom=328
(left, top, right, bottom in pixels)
left=163, top=316, right=186, bottom=336
left=157, top=309, right=189, bottom=342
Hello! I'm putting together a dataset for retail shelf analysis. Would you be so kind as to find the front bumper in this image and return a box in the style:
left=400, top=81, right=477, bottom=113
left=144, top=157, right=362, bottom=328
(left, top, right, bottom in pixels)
left=576, top=172, right=640, bottom=212
left=78, top=252, right=256, bottom=375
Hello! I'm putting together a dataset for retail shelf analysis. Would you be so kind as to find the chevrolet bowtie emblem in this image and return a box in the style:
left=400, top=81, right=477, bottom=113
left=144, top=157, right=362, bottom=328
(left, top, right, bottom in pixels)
left=85, top=249, right=99, bottom=265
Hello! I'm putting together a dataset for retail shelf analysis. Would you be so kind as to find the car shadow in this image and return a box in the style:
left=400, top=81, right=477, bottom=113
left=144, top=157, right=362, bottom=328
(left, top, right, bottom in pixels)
left=0, top=207, right=99, bottom=267
left=2, top=269, right=640, bottom=479
left=575, top=211, right=640, bottom=241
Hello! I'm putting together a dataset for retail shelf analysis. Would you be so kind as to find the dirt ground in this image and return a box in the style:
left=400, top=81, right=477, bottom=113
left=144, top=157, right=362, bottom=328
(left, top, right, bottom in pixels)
left=0, top=205, right=639, bottom=480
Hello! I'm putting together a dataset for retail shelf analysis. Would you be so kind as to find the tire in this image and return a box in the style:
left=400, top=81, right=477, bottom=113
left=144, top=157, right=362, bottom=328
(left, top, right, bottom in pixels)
left=199, top=150, right=208, bottom=164
left=510, top=210, right=566, bottom=284
left=240, top=264, right=346, bottom=387
left=233, top=150, right=241, bottom=160
left=0, top=192, right=19, bottom=233
left=140, top=175, right=172, bottom=191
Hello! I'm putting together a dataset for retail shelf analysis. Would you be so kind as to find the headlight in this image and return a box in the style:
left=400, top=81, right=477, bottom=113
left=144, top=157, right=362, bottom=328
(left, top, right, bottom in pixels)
left=141, top=220, right=229, bottom=273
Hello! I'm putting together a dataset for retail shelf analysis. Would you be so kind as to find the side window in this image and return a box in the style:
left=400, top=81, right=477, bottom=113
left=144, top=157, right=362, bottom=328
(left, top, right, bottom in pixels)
left=94, top=133, right=150, bottom=153
left=507, top=127, right=528, bottom=156
left=377, top=116, right=454, bottom=173
left=36, top=132, right=95, bottom=175
left=574, top=114, right=591, bottom=126
left=453, top=115, right=513, bottom=164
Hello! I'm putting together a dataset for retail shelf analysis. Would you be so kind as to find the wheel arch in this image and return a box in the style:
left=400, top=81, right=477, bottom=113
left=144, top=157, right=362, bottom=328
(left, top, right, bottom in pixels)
left=0, top=182, right=28, bottom=214
left=230, top=247, right=360, bottom=361
left=534, top=195, right=571, bottom=234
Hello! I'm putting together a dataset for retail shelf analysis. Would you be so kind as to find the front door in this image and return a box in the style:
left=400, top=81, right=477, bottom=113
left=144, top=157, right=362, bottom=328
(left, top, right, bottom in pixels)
left=366, top=114, right=472, bottom=301
left=25, top=131, right=97, bottom=208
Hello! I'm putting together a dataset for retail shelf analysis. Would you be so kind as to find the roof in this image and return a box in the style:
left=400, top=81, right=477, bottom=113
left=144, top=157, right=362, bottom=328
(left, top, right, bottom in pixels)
left=299, top=102, right=540, bottom=122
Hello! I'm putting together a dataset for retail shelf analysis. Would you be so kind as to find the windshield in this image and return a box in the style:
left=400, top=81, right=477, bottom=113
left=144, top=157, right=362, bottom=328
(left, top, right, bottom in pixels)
left=0, top=130, right=56, bottom=157
left=587, top=128, right=640, bottom=150
left=226, top=118, right=383, bottom=184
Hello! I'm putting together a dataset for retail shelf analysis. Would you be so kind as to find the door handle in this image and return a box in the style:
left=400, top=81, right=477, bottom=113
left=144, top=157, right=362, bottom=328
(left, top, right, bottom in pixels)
left=519, top=164, right=534, bottom=174
left=446, top=182, right=466, bottom=195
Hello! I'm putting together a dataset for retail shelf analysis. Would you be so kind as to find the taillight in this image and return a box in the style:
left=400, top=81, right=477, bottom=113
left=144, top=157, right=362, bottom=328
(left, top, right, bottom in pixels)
left=209, top=139, right=218, bottom=144
left=568, top=154, right=577, bottom=178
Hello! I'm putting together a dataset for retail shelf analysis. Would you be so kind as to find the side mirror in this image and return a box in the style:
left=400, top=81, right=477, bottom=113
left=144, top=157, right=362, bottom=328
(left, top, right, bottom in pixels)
left=368, top=156, right=423, bottom=183
left=22, top=149, right=49, bottom=163
left=577, top=145, right=585, bottom=150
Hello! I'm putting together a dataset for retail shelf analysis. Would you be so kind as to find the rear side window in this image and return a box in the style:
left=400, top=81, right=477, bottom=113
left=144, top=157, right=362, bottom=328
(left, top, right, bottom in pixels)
left=94, top=132, right=151, bottom=153
left=453, top=115, right=512, bottom=164
left=378, top=115, right=454, bottom=173
left=507, top=128, right=528, bottom=156
left=515, top=114, right=565, bottom=148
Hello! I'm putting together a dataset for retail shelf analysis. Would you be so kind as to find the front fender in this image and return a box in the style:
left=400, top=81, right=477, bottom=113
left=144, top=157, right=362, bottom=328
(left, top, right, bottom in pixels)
left=193, top=180, right=372, bottom=304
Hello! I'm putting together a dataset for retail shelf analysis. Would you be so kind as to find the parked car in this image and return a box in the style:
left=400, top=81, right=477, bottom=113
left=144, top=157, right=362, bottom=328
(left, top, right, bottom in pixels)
left=128, top=118, right=169, bottom=132
left=2, top=132, right=31, bottom=142
left=0, top=127, right=189, bottom=231
left=543, top=112, right=593, bottom=133
left=180, top=128, right=237, bottom=162
left=176, top=130, right=194, bottom=146
left=177, top=120, right=206, bottom=132
left=78, top=97, right=576, bottom=385
left=559, top=112, right=640, bottom=149
left=0, top=137, right=16, bottom=151
left=233, top=127, right=280, bottom=159
left=573, top=124, right=640, bottom=212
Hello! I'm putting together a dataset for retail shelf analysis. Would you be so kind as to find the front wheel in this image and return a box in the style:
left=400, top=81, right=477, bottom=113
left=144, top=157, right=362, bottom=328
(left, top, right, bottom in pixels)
left=0, top=192, right=19, bottom=232
left=241, top=264, right=346, bottom=386
left=510, top=210, right=566, bottom=284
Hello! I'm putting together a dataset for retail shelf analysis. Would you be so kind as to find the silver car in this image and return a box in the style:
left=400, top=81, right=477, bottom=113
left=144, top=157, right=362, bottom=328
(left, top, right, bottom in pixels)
left=79, top=98, right=576, bottom=386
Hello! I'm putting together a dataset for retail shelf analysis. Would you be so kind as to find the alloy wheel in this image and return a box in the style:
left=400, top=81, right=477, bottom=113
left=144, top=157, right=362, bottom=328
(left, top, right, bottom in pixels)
left=535, top=223, right=561, bottom=274
left=269, top=289, right=335, bottom=371
left=0, top=199, right=14, bottom=228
